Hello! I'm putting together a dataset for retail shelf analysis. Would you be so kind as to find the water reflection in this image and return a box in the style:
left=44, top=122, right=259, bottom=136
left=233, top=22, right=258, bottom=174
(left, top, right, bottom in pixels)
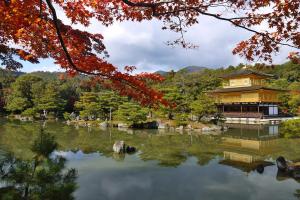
left=0, top=128, right=77, bottom=199
left=224, top=123, right=279, bottom=139
left=0, top=119, right=300, bottom=199
left=220, top=124, right=282, bottom=175
left=295, top=189, right=300, bottom=199
left=221, top=123, right=300, bottom=200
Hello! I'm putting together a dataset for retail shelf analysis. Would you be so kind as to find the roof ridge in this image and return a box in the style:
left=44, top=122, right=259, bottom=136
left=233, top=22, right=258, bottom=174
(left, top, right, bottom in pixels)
left=221, top=69, right=274, bottom=79
left=209, top=85, right=288, bottom=93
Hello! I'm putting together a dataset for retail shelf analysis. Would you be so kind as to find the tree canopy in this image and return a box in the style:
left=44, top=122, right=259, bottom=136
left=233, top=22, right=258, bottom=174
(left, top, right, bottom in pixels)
left=0, top=129, right=77, bottom=199
left=1, top=60, right=300, bottom=120
left=1, top=0, right=299, bottom=106
left=116, top=102, right=148, bottom=124
left=5, top=74, right=43, bottom=113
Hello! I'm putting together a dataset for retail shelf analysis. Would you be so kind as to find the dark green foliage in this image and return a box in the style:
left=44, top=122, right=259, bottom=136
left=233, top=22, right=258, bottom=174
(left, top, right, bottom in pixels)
left=277, top=62, right=300, bottom=83
left=158, top=86, right=189, bottom=120
left=0, top=129, right=77, bottom=200
left=21, top=108, right=37, bottom=118
left=279, top=93, right=300, bottom=115
left=6, top=96, right=29, bottom=113
left=1, top=60, right=300, bottom=121
left=31, top=129, right=58, bottom=157
left=295, top=189, right=300, bottom=199
left=34, top=82, right=66, bottom=113
left=98, top=91, right=127, bottom=120
left=256, top=61, right=300, bottom=90
left=280, top=119, right=300, bottom=138
left=174, top=113, right=189, bottom=126
left=58, top=78, right=81, bottom=112
left=75, top=92, right=101, bottom=120
left=190, top=93, right=217, bottom=122
left=5, top=74, right=43, bottom=113
left=116, top=102, right=148, bottom=125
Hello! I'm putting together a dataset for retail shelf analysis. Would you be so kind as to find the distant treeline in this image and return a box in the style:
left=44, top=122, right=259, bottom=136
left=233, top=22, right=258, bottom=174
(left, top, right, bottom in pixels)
left=0, top=61, right=299, bottom=124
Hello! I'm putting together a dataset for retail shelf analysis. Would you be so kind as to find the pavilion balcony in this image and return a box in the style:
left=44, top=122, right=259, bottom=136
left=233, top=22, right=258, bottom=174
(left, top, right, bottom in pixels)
left=222, top=112, right=264, bottom=119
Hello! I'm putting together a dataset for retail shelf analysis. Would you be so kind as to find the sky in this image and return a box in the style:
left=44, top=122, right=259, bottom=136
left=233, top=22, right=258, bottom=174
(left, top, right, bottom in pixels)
left=21, top=11, right=294, bottom=73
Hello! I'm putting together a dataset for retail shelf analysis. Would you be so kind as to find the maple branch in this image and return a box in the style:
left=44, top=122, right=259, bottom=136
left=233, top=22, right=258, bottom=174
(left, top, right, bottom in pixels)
left=122, top=0, right=298, bottom=49
left=190, top=7, right=298, bottom=49
left=122, top=0, right=174, bottom=16
left=122, top=0, right=156, bottom=8
left=45, top=0, right=119, bottom=78
left=177, top=16, right=185, bottom=43
left=45, top=0, right=160, bottom=102
left=45, top=0, right=88, bottom=74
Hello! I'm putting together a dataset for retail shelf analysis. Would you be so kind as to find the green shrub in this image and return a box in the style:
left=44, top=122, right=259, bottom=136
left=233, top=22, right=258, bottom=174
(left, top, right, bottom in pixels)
left=174, top=113, right=189, bottom=127
left=63, top=112, right=71, bottom=120
left=116, top=102, right=148, bottom=125
left=280, top=119, right=300, bottom=138
left=21, top=108, right=37, bottom=118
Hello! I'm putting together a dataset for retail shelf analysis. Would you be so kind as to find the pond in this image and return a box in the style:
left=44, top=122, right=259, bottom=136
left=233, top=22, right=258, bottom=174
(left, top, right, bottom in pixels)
left=0, top=118, right=300, bottom=200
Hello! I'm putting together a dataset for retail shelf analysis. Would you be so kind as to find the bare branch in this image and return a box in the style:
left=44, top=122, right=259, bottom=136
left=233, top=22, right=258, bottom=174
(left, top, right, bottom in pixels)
left=121, top=0, right=299, bottom=49
left=45, top=0, right=103, bottom=76
left=44, top=0, right=158, bottom=98
left=190, top=7, right=298, bottom=49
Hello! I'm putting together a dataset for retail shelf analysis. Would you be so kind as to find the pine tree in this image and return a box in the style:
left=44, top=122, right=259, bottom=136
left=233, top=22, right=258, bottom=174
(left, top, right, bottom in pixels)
left=34, top=82, right=66, bottom=114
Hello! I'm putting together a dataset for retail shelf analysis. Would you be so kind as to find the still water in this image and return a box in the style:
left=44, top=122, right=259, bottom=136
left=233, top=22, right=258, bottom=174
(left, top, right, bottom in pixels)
left=0, top=119, right=300, bottom=200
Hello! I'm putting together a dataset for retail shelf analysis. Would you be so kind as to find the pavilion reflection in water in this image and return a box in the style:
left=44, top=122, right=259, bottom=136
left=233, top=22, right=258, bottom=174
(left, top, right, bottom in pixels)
left=219, top=124, right=280, bottom=172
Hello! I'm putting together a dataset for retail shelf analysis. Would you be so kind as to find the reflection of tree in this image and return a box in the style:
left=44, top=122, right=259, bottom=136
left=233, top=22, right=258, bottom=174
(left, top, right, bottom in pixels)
left=137, top=134, right=223, bottom=167
left=196, top=153, right=217, bottom=166
left=0, top=119, right=224, bottom=168
left=0, top=129, right=77, bottom=200
left=295, top=189, right=300, bottom=199
left=10, top=119, right=300, bottom=169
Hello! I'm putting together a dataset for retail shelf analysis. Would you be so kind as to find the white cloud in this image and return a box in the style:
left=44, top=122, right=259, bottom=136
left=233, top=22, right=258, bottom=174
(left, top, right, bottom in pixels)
left=21, top=58, right=61, bottom=72
left=21, top=8, right=294, bottom=73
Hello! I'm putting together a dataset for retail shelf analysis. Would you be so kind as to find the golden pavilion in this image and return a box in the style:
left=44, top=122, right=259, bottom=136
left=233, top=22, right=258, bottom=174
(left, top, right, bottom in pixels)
left=210, top=69, right=286, bottom=118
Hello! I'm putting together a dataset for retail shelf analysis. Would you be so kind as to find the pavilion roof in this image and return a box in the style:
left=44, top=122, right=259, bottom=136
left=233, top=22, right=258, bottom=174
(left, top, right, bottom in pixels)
left=209, top=86, right=287, bottom=93
left=221, top=69, right=274, bottom=79
left=219, top=160, right=274, bottom=173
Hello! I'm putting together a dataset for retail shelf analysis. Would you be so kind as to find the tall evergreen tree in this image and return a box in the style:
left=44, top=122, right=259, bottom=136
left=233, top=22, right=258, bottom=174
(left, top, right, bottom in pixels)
left=34, top=82, right=66, bottom=114
left=190, top=93, right=217, bottom=122
left=116, top=102, right=148, bottom=125
left=75, top=92, right=101, bottom=120
left=5, top=75, right=42, bottom=113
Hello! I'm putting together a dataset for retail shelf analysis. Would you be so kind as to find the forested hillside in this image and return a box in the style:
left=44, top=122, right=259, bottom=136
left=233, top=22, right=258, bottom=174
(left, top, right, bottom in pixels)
left=0, top=61, right=299, bottom=125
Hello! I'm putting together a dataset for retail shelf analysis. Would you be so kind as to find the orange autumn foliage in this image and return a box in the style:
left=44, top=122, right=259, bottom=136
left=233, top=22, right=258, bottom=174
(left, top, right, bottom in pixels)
left=1, top=0, right=300, bottom=106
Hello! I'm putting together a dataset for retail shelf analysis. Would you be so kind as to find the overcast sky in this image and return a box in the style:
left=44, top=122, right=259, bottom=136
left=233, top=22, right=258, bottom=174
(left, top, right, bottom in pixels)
left=21, top=12, right=293, bottom=73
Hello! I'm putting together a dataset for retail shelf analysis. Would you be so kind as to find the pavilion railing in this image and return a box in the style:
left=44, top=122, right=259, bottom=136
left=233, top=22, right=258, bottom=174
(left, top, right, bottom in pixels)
left=223, top=112, right=263, bottom=118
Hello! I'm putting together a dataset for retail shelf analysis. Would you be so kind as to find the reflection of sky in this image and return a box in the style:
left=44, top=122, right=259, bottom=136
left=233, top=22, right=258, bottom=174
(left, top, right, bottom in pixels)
left=60, top=151, right=300, bottom=200
left=0, top=118, right=299, bottom=200
left=53, top=150, right=100, bottom=160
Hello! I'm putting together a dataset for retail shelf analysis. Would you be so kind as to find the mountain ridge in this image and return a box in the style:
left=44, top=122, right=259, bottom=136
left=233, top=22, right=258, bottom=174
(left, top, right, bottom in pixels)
left=154, top=66, right=207, bottom=75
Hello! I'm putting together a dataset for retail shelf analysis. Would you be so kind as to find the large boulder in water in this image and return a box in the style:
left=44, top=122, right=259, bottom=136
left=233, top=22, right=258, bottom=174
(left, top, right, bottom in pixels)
left=276, top=156, right=300, bottom=180
left=113, top=141, right=125, bottom=153
left=113, top=141, right=137, bottom=154
left=276, top=156, right=288, bottom=172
